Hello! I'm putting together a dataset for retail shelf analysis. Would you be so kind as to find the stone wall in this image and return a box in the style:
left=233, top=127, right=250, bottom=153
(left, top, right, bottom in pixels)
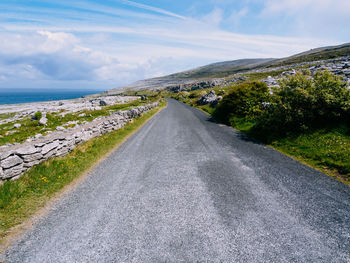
left=0, top=102, right=159, bottom=183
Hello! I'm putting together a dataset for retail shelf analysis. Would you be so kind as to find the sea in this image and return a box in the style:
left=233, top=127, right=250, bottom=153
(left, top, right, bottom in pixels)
left=0, top=89, right=102, bottom=105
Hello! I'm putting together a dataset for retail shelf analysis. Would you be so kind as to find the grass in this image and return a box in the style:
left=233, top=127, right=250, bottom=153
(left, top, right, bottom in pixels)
left=0, top=99, right=165, bottom=242
left=270, top=125, right=350, bottom=184
left=198, top=104, right=216, bottom=115
left=0, top=113, right=16, bottom=121
left=243, top=70, right=285, bottom=81
left=0, top=98, right=157, bottom=146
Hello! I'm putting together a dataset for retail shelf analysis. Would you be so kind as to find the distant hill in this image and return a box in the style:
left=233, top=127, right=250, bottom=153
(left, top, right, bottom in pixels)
left=166, top=58, right=274, bottom=79
left=264, top=42, right=350, bottom=67
left=108, top=42, right=350, bottom=93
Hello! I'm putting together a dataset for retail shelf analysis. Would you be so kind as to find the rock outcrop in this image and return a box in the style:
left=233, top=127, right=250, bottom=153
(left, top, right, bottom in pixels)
left=198, top=90, right=222, bottom=105
left=0, top=102, right=159, bottom=183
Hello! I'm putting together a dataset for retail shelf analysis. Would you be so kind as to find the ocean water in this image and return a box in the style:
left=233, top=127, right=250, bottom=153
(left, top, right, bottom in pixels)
left=0, top=89, right=102, bottom=105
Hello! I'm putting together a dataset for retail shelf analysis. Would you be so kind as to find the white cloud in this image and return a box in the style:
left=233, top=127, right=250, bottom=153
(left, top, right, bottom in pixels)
left=0, top=0, right=344, bottom=90
left=201, top=8, right=224, bottom=27
left=261, top=0, right=350, bottom=39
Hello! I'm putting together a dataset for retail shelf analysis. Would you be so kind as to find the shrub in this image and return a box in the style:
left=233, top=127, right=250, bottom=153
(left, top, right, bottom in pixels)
left=253, top=71, right=350, bottom=140
left=213, top=81, right=270, bottom=124
left=32, top=111, right=42, bottom=120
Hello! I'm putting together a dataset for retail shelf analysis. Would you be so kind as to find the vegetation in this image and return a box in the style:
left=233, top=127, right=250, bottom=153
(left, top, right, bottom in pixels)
left=213, top=81, right=270, bottom=126
left=0, top=100, right=165, bottom=242
left=271, top=125, right=350, bottom=182
left=243, top=70, right=285, bottom=81
left=252, top=71, right=350, bottom=140
left=32, top=111, right=42, bottom=120
left=0, top=98, right=157, bottom=146
left=0, top=112, right=16, bottom=121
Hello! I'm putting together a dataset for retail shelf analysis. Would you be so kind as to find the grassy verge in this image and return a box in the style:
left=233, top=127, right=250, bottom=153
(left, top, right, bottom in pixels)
left=0, top=98, right=157, bottom=146
left=270, top=125, right=350, bottom=185
left=0, top=99, right=166, bottom=243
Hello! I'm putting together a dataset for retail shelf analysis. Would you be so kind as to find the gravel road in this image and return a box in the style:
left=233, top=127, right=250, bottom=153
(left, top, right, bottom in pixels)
left=3, top=99, right=350, bottom=262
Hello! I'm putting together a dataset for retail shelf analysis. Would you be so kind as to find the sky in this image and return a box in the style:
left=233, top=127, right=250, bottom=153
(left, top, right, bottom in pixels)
left=0, top=0, right=349, bottom=91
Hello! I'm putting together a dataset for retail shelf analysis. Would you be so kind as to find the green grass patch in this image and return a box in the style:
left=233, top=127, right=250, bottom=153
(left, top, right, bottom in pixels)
left=0, top=100, right=165, bottom=241
left=270, top=125, right=350, bottom=184
left=198, top=104, right=216, bottom=115
left=0, top=113, right=16, bottom=121
left=243, top=70, right=285, bottom=81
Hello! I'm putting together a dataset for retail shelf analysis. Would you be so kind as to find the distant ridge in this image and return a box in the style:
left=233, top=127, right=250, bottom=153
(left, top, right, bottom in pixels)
left=108, top=42, right=350, bottom=93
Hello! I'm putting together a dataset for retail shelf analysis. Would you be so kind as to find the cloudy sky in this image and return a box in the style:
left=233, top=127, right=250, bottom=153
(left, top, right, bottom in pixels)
left=0, top=0, right=348, bottom=91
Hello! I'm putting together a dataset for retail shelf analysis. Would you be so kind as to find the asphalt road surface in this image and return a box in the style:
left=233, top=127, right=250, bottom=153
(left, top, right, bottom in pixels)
left=3, top=99, right=350, bottom=262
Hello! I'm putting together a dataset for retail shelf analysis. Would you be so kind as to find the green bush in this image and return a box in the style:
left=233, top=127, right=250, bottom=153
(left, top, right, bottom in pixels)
left=33, top=111, right=42, bottom=120
left=253, top=71, right=350, bottom=140
left=213, top=81, right=270, bottom=125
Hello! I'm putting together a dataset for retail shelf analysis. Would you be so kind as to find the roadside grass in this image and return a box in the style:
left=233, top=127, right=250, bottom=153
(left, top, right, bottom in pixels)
left=0, top=98, right=157, bottom=146
left=0, top=99, right=165, bottom=242
left=270, top=125, right=350, bottom=184
left=197, top=104, right=216, bottom=115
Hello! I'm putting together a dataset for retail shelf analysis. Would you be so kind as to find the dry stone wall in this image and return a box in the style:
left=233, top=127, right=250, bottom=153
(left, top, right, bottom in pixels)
left=0, top=102, right=159, bottom=183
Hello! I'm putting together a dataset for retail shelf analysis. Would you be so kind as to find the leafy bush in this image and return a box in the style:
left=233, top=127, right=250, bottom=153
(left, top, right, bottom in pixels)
left=32, top=111, right=42, bottom=120
left=213, top=81, right=270, bottom=125
left=253, top=71, right=350, bottom=140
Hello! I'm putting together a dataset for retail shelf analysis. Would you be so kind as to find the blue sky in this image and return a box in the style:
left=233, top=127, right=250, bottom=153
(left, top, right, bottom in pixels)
left=0, top=0, right=349, bottom=91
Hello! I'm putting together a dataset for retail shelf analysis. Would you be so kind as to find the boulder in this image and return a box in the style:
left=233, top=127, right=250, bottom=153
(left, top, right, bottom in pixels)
left=198, top=90, right=221, bottom=105
left=13, top=123, right=21, bottom=129
left=39, top=117, right=48, bottom=126
left=1, top=155, right=23, bottom=169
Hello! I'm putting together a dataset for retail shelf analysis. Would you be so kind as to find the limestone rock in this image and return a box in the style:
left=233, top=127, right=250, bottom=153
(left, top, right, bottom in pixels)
left=13, top=123, right=21, bottom=129
left=42, top=140, right=60, bottom=155
left=24, top=160, right=41, bottom=168
left=2, top=163, right=24, bottom=179
left=16, top=145, right=40, bottom=156
left=198, top=90, right=221, bottom=105
left=22, top=152, right=43, bottom=163
left=0, top=151, right=14, bottom=161
left=39, top=117, right=48, bottom=125
left=1, top=155, right=23, bottom=169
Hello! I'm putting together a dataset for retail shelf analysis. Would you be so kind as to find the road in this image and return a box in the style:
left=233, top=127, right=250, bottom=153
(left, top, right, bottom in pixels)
left=3, top=99, right=350, bottom=262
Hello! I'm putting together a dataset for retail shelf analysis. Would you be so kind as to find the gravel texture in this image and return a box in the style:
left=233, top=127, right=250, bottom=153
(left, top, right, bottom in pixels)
left=3, top=99, right=350, bottom=262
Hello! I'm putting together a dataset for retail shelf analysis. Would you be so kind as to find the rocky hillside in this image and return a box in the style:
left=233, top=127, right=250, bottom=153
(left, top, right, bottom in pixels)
left=107, top=42, right=350, bottom=93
